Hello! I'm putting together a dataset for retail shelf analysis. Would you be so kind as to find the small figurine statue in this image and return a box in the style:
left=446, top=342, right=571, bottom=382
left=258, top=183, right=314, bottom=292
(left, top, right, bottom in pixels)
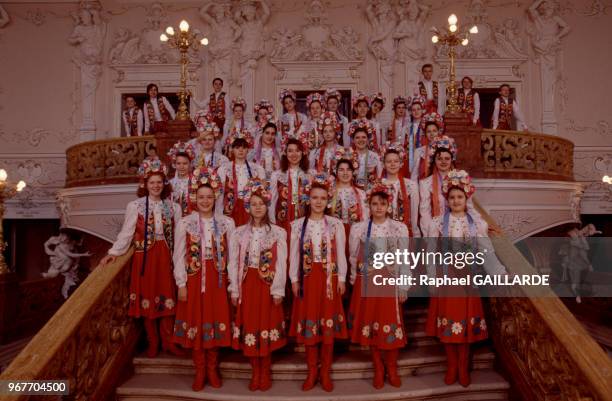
left=559, top=223, right=601, bottom=303
left=42, top=229, right=91, bottom=299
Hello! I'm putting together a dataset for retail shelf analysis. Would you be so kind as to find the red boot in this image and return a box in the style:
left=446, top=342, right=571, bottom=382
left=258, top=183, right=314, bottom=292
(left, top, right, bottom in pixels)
left=249, top=357, right=261, bottom=391
left=457, top=343, right=471, bottom=387
left=320, top=344, right=334, bottom=392
left=302, top=345, right=319, bottom=391
left=384, top=349, right=401, bottom=387
left=444, top=344, right=458, bottom=385
left=192, top=349, right=206, bottom=391
left=371, top=346, right=385, bottom=389
left=260, top=355, right=272, bottom=391
left=206, top=348, right=222, bottom=388
left=160, top=316, right=187, bottom=357
left=143, top=319, right=159, bottom=358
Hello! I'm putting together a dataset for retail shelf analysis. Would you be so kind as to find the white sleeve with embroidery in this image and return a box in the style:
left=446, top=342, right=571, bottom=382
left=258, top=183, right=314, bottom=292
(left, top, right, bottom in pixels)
left=408, top=180, right=421, bottom=237
left=227, top=229, right=240, bottom=299
left=163, top=97, right=176, bottom=119
left=513, top=99, right=528, bottom=130
left=289, top=221, right=300, bottom=283
left=122, top=112, right=130, bottom=136
left=492, top=98, right=500, bottom=129
left=143, top=103, right=151, bottom=133
left=335, top=219, right=348, bottom=283
left=108, top=201, right=138, bottom=256
left=269, top=172, right=279, bottom=223
left=419, top=179, right=433, bottom=236
left=474, top=215, right=508, bottom=275
left=173, top=217, right=188, bottom=288
left=396, top=223, right=411, bottom=292
left=425, top=219, right=440, bottom=278
left=348, top=223, right=363, bottom=285
left=270, top=227, right=288, bottom=298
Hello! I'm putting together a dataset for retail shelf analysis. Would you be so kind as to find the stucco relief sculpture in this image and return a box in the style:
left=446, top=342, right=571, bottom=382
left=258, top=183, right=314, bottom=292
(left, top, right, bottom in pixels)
left=68, top=0, right=107, bottom=140
left=0, top=5, right=10, bottom=28
left=366, top=0, right=397, bottom=110
left=528, top=0, right=570, bottom=135
left=43, top=230, right=91, bottom=299
left=393, top=0, right=429, bottom=89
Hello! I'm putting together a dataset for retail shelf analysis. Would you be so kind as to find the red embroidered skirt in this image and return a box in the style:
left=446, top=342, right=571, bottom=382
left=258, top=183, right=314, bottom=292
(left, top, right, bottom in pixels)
left=289, top=262, right=348, bottom=345
left=426, top=293, right=488, bottom=344
left=347, top=275, right=407, bottom=349
left=231, top=269, right=287, bottom=356
left=172, top=259, right=231, bottom=349
left=128, top=240, right=177, bottom=319
left=230, top=198, right=251, bottom=227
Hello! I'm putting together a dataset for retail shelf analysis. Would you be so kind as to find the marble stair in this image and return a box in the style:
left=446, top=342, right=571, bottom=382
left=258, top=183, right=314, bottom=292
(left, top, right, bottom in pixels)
left=116, top=304, right=510, bottom=400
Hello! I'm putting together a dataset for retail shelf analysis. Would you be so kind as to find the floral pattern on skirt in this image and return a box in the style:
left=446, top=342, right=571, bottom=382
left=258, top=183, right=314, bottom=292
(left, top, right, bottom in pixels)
left=128, top=240, right=176, bottom=319
left=426, top=296, right=488, bottom=344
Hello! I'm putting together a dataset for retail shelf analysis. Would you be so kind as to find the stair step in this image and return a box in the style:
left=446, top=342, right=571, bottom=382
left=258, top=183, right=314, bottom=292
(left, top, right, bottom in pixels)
left=116, top=370, right=509, bottom=401
left=134, top=345, right=495, bottom=380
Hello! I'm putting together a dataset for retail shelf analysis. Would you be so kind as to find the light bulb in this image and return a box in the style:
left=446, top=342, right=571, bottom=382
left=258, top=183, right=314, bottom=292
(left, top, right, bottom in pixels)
left=461, top=38, right=469, bottom=46
left=448, top=14, right=458, bottom=25
left=179, top=20, right=189, bottom=32
left=16, top=180, right=26, bottom=192
left=0, top=169, right=7, bottom=182
left=470, top=25, right=478, bottom=34
left=166, top=26, right=175, bottom=36
left=603, top=175, right=612, bottom=184
left=160, top=33, right=168, bottom=42
left=449, top=24, right=458, bottom=33
left=201, top=37, right=209, bottom=46
left=431, top=35, right=439, bottom=43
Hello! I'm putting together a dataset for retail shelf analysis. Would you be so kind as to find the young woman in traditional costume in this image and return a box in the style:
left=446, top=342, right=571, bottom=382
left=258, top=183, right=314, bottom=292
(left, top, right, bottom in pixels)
left=100, top=157, right=184, bottom=358
left=425, top=170, right=506, bottom=387
left=348, top=181, right=410, bottom=388
left=309, top=111, right=345, bottom=175
left=380, top=144, right=421, bottom=237
left=172, top=167, right=235, bottom=391
left=289, top=173, right=348, bottom=392
left=228, top=178, right=288, bottom=391
left=168, top=141, right=196, bottom=216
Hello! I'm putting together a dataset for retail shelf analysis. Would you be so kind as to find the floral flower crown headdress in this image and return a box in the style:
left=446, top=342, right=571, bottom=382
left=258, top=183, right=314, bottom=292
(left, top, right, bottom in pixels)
left=317, top=111, right=341, bottom=133
left=281, top=131, right=310, bottom=154
left=306, top=92, right=326, bottom=110
left=380, top=142, right=406, bottom=167
left=429, top=135, right=458, bottom=163
left=442, top=169, right=475, bottom=199
left=138, top=156, right=168, bottom=187
left=231, top=97, right=247, bottom=110
left=366, top=180, right=394, bottom=204
left=371, top=92, right=386, bottom=109
left=189, top=167, right=222, bottom=203
left=242, top=178, right=272, bottom=212
left=392, top=95, right=409, bottom=109
left=324, top=88, right=342, bottom=105
left=305, top=172, right=335, bottom=202
left=254, top=99, right=274, bottom=115
left=421, top=112, right=445, bottom=133
left=411, top=95, right=427, bottom=107
left=279, top=88, right=297, bottom=104
left=348, top=117, right=375, bottom=139
left=226, top=128, right=255, bottom=149
left=167, top=141, right=196, bottom=165
left=351, top=91, right=370, bottom=108
left=332, top=148, right=359, bottom=172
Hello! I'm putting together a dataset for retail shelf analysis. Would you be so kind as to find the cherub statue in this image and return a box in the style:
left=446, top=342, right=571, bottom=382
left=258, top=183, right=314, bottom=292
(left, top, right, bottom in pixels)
left=42, top=230, right=91, bottom=299
left=559, top=223, right=601, bottom=303
left=393, top=0, right=429, bottom=62
left=528, top=0, right=570, bottom=59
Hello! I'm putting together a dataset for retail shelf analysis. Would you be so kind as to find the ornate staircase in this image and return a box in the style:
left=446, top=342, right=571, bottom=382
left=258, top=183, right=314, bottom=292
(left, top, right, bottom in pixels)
left=115, top=305, right=509, bottom=401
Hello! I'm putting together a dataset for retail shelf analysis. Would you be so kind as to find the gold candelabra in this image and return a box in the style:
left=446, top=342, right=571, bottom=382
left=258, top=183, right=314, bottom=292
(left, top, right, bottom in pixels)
left=0, top=169, right=26, bottom=274
left=160, top=20, right=209, bottom=121
left=431, top=14, right=478, bottom=114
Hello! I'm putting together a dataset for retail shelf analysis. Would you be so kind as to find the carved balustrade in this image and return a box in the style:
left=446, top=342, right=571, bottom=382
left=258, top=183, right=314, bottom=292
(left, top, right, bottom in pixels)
left=473, top=200, right=612, bottom=401
left=0, top=251, right=139, bottom=401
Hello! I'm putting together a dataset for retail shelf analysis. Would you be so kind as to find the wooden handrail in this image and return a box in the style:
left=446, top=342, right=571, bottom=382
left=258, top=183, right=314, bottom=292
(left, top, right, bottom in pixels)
left=474, top=199, right=612, bottom=401
left=0, top=250, right=139, bottom=401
